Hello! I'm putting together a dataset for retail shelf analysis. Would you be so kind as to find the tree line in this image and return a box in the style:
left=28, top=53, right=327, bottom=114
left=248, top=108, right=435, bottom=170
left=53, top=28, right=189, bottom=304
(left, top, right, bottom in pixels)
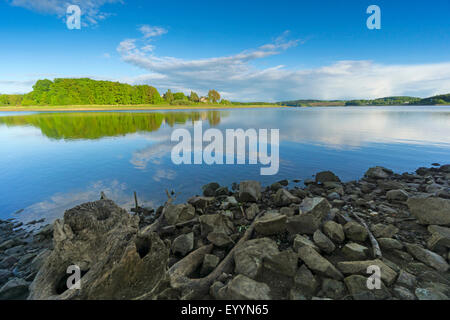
left=0, top=78, right=229, bottom=106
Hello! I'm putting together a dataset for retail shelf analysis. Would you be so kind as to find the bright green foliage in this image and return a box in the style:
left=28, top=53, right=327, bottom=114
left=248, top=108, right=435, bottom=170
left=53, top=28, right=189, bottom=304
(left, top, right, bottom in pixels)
left=0, top=94, right=23, bottom=106
left=15, top=78, right=162, bottom=106
left=173, top=92, right=188, bottom=101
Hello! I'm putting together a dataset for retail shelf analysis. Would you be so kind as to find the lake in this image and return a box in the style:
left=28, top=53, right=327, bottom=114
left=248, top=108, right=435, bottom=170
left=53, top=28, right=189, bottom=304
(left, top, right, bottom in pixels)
left=0, top=106, right=449, bottom=225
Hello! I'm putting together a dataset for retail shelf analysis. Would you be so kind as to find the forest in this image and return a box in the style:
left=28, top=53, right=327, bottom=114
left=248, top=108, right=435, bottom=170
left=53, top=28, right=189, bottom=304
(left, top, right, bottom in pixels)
left=0, top=78, right=225, bottom=106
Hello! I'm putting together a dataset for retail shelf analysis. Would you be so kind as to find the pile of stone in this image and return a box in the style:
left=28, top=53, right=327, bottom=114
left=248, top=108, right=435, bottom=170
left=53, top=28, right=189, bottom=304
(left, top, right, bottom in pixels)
left=1, top=164, right=449, bottom=300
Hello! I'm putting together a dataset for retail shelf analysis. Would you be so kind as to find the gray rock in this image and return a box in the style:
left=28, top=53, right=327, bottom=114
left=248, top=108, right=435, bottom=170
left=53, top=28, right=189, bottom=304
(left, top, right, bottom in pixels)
left=209, top=281, right=225, bottom=299
left=0, top=269, right=12, bottom=286
left=207, top=232, right=234, bottom=247
left=415, top=287, right=448, bottom=300
left=393, top=286, right=416, bottom=300
left=327, top=192, right=341, bottom=201
left=220, top=196, right=238, bottom=209
left=221, top=275, right=271, bottom=300
left=163, top=203, right=195, bottom=225
left=337, top=259, right=398, bottom=286
left=319, top=278, right=346, bottom=299
left=280, top=207, right=295, bottom=217
left=315, top=171, right=341, bottom=184
left=293, top=265, right=319, bottom=297
left=396, top=270, right=417, bottom=288
left=254, top=212, right=287, bottom=236
left=344, top=275, right=391, bottom=300
left=239, top=181, right=262, bottom=202
left=341, top=243, right=369, bottom=260
left=202, top=182, right=220, bottom=197
left=405, top=243, right=449, bottom=272
left=263, top=249, right=298, bottom=277
left=234, top=238, right=279, bottom=279
left=313, top=230, right=335, bottom=254
left=287, top=197, right=331, bottom=235
left=371, top=223, right=399, bottom=238
left=323, top=221, right=345, bottom=243
left=172, top=232, right=194, bottom=257
left=289, top=289, right=307, bottom=300
left=427, top=225, right=450, bottom=251
left=365, top=166, right=393, bottom=180
left=0, top=278, right=29, bottom=300
left=0, top=239, right=24, bottom=252
left=378, top=238, right=404, bottom=251
left=245, top=204, right=259, bottom=220
left=386, top=189, right=409, bottom=202
left=407, top=197, right=450, bottom=226
left=200, top=254, right=220, bottom=276
left=199, top=214, right=234, bottom=236
left=187, top=196, right=214, bottom=210
left=343, top=221, right=368, bottom=242
left=293, top=235, right=320, bottom=253
left=297, top=245, right=343, bottom=280
left=274, top=189, right=300, bottom=206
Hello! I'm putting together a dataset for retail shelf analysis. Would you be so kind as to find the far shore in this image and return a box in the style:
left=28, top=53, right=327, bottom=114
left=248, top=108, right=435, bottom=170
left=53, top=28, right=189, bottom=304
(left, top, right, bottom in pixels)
left=0, top=104, right=286, bottom=112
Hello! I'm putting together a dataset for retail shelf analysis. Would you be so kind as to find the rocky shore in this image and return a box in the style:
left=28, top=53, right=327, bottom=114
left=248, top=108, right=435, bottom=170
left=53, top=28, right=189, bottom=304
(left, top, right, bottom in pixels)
left=1, top=164, right=449, bottom=300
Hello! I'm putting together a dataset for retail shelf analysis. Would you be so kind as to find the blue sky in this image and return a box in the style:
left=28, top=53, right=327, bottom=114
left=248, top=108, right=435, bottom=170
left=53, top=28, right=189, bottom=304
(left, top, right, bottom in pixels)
left=0, top=0, right=449, bottom=101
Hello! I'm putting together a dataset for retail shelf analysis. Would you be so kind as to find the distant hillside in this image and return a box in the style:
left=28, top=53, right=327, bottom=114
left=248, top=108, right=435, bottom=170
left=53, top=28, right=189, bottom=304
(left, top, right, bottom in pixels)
left=279, top=94, right=450, bottom=107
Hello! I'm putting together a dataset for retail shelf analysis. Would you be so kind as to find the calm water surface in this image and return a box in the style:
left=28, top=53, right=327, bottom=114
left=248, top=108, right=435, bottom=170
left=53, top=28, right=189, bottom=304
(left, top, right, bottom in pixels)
left=0, top=106, right=449, bottom=224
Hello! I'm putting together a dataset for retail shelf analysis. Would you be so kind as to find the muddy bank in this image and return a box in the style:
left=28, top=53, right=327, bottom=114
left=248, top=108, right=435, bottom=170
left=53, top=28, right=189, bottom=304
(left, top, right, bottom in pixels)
left=1, top=164, right=449, bottom=300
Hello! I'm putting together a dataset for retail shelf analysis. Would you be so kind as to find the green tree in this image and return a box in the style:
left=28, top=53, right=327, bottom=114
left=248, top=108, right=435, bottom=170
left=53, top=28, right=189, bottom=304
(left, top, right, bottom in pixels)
left=173, top=92, right=188, bottom=101
left=208, top=90, right=221, bottom=103
left=164, top=89, right=174, bottom=103
left=189, top=91, right=199, bottom=102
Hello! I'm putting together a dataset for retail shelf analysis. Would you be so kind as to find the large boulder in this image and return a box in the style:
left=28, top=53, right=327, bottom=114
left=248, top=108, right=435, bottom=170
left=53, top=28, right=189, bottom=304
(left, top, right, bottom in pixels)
left=287, top=197, right=331, bottom=235
left=313, top=230, right=335, bottom=254
left=293, top=235, right=320, bottom=253
left=297, top=246, right=343, bottom=280
left=404, top=244, right=449, bottom=272
left=427, top=225, right=450, bottom=251
left=293, top=265, right=319, bottom=297
left=234, top=238, right=279, bottom=279
left=323, top=221, right=345, bottom=243
left=255, top=212, right=287, bottom=236
left=386, top=189, right=409, bottom=202
left=315, top=171, right=341, bottom=184
left=202, top=182, right=220, bottom=197
left=407, top=197, right=450, bottom=226
left=365, top=167, right=393, bottom=180
left=28, top=199, right=169, bottom=300
left=163, top=204, right=196, bottom=225
left=341, top=243, right=369, bottom=261
left=263, top=250, right=298, bottom=277
left=199, top=214, right=234, bottom=236
left=239, top=181, right=262, bottom=202
left=343, top=221, right=368, bottom=242
left=172, top=232, right=194, bottom=257
left=337, top=259, right=397, bottom=286
left=219, top=275, right=271, bottom=300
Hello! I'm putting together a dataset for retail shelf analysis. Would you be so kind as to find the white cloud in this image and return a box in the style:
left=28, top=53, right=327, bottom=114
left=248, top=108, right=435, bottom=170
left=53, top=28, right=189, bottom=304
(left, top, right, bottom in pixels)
left=8, top=0, right=122, bottom=25
left=139, top=25, right=168, bottom=39
left=117, top=28, right=450, bottom=101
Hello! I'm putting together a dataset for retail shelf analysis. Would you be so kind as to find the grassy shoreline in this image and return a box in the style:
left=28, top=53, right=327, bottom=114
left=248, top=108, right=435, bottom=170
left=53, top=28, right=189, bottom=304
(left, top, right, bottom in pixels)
left=0, top=104, right=285, bottom=112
